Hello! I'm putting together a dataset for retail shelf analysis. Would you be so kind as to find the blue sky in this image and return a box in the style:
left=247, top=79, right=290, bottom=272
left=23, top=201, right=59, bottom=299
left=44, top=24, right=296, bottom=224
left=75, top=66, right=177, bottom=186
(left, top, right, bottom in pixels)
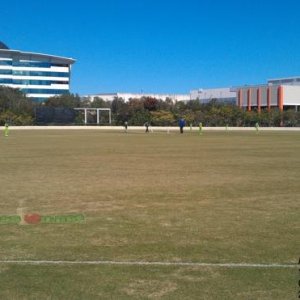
left=1, top=0, right=300, bottom=95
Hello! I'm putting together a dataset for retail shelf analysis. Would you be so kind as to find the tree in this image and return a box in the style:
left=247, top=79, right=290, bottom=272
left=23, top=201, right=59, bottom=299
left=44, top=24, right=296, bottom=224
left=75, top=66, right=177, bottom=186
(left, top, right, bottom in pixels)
left=0, top=86, right=35, bottom=125
left=44, top=94, right=81, bottom=108
left=129, top=110, right=151, bottom=125
left=143, top=97, right=158, bottom=111
left=150, top=110, right=175, bottom=126
left=282, top=110, right=298, bottom=127
left=128, top=98, right=144, bottom=112
left=111, top=97, right=125, bottom=114
left=110, top=97, right=129, bottom=125
left=90, top=97, right=110, bottom=108
left=185, top=99, right=202, bottom=111
left=161, top=98, right=174, bottom=110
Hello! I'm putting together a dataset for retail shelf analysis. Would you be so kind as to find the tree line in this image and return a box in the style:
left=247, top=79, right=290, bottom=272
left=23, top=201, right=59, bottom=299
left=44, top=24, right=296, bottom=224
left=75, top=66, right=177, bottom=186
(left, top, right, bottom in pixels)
left=0, top=86, right=299, bottom=126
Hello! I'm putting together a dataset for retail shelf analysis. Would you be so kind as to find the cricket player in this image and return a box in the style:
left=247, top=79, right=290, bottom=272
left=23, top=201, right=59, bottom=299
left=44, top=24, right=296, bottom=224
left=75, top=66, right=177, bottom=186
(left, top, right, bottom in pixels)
left=4, top=123, right=9, bottom=137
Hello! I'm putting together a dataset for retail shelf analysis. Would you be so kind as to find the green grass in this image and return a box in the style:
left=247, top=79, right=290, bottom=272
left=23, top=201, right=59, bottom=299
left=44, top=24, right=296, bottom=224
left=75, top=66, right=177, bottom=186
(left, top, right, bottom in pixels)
left=0, top=130, right=299, bottom=299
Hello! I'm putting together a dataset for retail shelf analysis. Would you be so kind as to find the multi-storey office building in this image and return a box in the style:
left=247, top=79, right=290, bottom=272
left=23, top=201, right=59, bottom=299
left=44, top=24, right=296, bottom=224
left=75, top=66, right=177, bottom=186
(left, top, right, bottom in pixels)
left=0, top=42, right=75, bottom=102
left=235, top=78, right=300, bottom=112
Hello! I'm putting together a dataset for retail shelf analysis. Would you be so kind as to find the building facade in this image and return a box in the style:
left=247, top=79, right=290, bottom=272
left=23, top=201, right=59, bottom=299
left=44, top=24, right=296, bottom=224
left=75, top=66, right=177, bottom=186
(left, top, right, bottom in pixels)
left=0, top=42, right=75, bottom=102
left=190, top=87, right=236, bottom=104
left=236, top=78, right=300, bottom=112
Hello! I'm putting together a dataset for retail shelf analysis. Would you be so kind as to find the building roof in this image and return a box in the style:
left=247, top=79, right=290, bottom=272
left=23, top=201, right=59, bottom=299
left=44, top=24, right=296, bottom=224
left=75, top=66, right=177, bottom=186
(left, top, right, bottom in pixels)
left=0, top=41, right=9, bottom=49
left=0, top=48, right=75, bottom=64
left=268, top=76, right=300, bottom=82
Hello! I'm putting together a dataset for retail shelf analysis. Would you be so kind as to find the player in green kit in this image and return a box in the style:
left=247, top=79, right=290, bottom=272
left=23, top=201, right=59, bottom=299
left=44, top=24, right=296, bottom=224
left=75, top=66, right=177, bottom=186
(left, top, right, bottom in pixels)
left=199, top=122, right=203, bottom=135
left=4, top=123, right=9, bottom=137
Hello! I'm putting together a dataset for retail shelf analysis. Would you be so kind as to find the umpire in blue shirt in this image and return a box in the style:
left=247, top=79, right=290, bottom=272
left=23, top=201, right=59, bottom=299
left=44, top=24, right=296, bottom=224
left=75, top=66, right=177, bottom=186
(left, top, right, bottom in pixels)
left=179, top=118, right=186, bottom=134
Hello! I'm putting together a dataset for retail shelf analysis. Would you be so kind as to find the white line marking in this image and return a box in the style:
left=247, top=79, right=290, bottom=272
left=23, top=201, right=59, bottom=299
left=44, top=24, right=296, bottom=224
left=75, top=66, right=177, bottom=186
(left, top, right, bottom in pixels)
left=0, top=260, right=298, bottom=268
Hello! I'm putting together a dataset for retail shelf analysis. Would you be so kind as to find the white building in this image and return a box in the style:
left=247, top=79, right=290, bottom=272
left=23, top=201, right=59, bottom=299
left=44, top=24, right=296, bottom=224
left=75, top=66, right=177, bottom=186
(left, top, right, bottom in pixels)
left=190, top=87, right=236, bottom=104
left=85, top=92, right=190, bottom=102
left=0, top=41, right=75, bottom=102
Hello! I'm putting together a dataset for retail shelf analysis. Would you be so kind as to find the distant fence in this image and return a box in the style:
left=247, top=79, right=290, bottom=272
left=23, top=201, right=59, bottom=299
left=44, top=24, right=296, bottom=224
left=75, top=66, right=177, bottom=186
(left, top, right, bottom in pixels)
left=35, top=107, right=111, bottom=125
left=35, top=107, right=77, bottom=125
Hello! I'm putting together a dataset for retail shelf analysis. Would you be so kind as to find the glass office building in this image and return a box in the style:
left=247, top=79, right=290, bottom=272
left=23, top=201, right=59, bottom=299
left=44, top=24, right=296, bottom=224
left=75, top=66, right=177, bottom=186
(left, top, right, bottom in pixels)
left=0, top=41, right=75, bottom=102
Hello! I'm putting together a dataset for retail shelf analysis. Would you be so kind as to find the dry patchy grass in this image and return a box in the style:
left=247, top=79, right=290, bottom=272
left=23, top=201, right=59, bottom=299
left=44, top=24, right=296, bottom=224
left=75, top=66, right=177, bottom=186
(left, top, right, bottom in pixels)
left=0, top=130, right=299, bottom=299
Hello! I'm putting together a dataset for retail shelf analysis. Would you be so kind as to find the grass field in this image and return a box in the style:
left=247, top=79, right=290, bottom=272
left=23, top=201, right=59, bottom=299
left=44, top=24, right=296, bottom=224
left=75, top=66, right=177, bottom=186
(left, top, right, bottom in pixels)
left=0, top=129, right=299, bottom=299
